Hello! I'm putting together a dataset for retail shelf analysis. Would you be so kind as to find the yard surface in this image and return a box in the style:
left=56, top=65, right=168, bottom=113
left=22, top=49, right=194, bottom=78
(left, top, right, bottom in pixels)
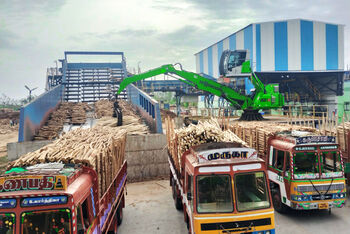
left=119, top=180, right=350, bottom=234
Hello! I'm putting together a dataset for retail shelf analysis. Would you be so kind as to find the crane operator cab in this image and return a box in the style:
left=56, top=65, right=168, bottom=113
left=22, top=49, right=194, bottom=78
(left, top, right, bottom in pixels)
left=219, top=50, right=250, bottom=77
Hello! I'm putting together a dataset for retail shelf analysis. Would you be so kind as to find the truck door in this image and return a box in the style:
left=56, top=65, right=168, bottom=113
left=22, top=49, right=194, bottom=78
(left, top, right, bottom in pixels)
left=271, top=148, right=284, bottom=177
left=187, top=173, right=194, bottom=211
left=283, top=152, right=291, bottom=199
left=76, top=196, right=93, bottom=234
left=271, top=148, right=289, bottom=201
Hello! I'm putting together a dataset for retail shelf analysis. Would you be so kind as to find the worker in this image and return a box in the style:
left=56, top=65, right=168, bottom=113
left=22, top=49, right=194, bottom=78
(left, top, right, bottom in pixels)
left=184, top=117, right=198, bottom=127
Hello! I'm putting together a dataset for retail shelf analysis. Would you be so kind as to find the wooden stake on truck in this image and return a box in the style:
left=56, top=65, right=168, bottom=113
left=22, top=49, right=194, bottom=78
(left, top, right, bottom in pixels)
left=165, top=117, right=275, bottom=234
left=336, top=122, right=350, bottom=183
left=1, top=127, right=127, bottom=234
left=229, top=122, right=347, bottom=213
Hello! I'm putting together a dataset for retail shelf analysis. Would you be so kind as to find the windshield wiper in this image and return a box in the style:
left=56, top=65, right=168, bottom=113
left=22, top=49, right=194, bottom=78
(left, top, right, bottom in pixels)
left=309, top=179, right=321, bottom=196
left=324, top=178, right=334, bottom=196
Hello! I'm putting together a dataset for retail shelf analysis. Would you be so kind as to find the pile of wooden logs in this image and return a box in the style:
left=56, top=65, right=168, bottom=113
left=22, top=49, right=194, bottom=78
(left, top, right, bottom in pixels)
left=165, top=117, right=247, bottom=172
left=229, top=121, right=319, bottom=159
left=95, top=99, right=114, bottom=118
left=9, top=126, right=127, bottom=197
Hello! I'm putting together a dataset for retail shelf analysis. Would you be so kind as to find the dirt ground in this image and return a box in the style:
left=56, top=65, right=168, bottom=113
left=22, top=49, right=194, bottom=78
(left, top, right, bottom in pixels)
left=119, top=180, right=350, bottom=234
left=0, top=125, right=18, bottom=171
left=118, top=180, right=187, bottom=234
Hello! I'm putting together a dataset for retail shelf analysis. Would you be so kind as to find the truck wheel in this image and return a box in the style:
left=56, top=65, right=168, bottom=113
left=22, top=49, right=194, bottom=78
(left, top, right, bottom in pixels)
left=171, top=178, right=176, bottom=199
left=175, top=192, right=183, bottom=210
left=272, top=190, right=288, bottom=213
left=171, top=177, right=183, bottom=210
left=186, top=214, right=192, bottom=234
left=117, top=205, right=123, bottom=225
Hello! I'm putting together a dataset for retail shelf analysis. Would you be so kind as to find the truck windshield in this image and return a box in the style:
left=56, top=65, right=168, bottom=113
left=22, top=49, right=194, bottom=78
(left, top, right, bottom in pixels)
left=235, top=172, right=270, bottom=212
left=293, top=152, right=319, bottom=179
left=320, top=151, right=342, bottom=178
left=0, top=213, right=15, bottom=234
left=21, top=209, right=71, bottom=234
left=196, top=175, right=233, bottom=213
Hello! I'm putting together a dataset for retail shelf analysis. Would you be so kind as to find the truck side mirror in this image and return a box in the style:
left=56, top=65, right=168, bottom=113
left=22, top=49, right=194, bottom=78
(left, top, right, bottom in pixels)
left=187, top=192, right=192, bottom=201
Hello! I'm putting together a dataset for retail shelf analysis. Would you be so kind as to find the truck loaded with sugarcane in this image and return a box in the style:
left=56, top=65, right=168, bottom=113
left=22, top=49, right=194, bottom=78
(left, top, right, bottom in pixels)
left=230, top=122, right=347, bottom=213
left=165, top=118, right=276, bottom=234
left=0, top=127, right=127, bottom=234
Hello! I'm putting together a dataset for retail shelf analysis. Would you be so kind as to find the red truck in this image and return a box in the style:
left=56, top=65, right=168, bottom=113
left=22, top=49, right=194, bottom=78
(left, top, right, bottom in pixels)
left=0, top=161, right=126, bottom=234
left=231, top=123, right=347, bottom=213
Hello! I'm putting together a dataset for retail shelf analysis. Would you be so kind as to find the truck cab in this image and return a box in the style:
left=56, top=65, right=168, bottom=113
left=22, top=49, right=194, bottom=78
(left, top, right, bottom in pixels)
left=171, top=142, right=275, bottom=234
left=267, top=132, right=347, bottom=212
left=0, top=162, right=127, bottom=234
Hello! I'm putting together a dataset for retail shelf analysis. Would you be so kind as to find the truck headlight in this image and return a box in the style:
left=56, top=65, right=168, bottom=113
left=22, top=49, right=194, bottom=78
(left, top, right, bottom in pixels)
left=266, top=231, right=271, bottom=234
left=333, top=193, right=346, bottom=199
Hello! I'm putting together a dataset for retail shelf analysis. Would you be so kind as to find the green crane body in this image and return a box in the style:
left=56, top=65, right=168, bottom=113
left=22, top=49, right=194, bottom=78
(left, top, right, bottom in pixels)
left=117, top=62, right=284, bottom=120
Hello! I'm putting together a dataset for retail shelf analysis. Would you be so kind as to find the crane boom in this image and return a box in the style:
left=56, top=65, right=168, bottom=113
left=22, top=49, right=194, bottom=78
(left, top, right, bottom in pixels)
left=117, top=63, right=284, bottom=120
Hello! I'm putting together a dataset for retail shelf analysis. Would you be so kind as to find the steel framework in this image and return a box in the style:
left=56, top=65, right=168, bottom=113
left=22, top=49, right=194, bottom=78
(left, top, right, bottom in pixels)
left=46, top=51, right=127, bottom=102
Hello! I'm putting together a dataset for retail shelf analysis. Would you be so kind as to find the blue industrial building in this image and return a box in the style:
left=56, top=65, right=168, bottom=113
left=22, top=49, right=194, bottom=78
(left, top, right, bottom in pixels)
left=195, top=19, right=345, bottom=114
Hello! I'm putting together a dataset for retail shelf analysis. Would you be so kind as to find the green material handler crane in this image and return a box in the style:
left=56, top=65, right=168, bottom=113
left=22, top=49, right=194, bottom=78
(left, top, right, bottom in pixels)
left=117, top=54, right=284, bottom=121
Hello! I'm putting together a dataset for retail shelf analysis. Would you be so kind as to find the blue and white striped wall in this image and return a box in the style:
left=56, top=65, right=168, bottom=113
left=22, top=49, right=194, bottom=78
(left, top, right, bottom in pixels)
left=195, top=19, right=344, bottom=76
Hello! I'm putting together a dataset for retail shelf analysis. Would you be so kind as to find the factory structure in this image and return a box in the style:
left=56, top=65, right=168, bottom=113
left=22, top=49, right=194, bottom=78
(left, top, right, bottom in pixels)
left=195, top=19, right=345, bottom=116
left=15, top=19, right=349, bottom=143
left=19, top=51, right=162, bottom=142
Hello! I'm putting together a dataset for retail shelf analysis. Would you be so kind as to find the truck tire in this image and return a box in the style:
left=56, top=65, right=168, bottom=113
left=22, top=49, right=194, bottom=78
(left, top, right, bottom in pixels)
left=186, top=214, right=191, bottom=234
left=175, top=193, right=183, bottom=210
left=117, top=205, right=123, bottom=225
left=172, top=179, right=183, bottom=210
left=171, top=178, right=176, bottom=200
left=272, top=190, right=288, bottom=213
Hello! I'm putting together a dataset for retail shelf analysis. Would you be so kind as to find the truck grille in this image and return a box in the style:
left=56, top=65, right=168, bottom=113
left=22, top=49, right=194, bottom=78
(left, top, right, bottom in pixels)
left=297, top=183, right=344, bottom=193
left=201, top=218, right=271, bottom=231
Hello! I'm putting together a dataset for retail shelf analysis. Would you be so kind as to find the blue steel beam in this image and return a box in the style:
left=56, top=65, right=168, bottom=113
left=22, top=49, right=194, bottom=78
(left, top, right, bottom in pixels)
left=64, top=51, right=124, bottom=61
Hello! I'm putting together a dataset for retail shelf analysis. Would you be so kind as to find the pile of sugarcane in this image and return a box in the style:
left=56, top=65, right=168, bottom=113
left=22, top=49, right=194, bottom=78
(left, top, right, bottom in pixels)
left=229, top=121, right=319, bottom=158
left=119, top=100, right=139, bottom=117
left=165, top=117, right=247, bottom=172
left=71, top=102, right=90, bottom=124
left=0, top=119, right=18, bottom=134
left=34, top=103, right=71, bottom=140
left=336, top=122, right=350, bottom=159
left=96, top=115, right=149, bottom=135
left=34, top=102, right=90, bottom=140
left=95, top=99, right=149, bottom=135
left=9, top=126, right=126, bottom=197
left=95, top=99, right=114, bottom=118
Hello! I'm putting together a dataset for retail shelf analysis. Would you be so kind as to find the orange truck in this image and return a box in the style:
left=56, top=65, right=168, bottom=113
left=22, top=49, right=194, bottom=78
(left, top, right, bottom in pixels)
left=0, top=161, right=126, bottom=234
left=169, top=142, right=275, bottom=234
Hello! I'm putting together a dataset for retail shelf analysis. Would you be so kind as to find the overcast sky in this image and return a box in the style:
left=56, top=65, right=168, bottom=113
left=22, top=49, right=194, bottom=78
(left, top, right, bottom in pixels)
left=0, top=0, right=349, bottom=99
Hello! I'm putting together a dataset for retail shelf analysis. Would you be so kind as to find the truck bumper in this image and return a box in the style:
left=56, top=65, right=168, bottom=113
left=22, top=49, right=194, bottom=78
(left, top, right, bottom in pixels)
left=291, top=200, right=346, bottom=210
